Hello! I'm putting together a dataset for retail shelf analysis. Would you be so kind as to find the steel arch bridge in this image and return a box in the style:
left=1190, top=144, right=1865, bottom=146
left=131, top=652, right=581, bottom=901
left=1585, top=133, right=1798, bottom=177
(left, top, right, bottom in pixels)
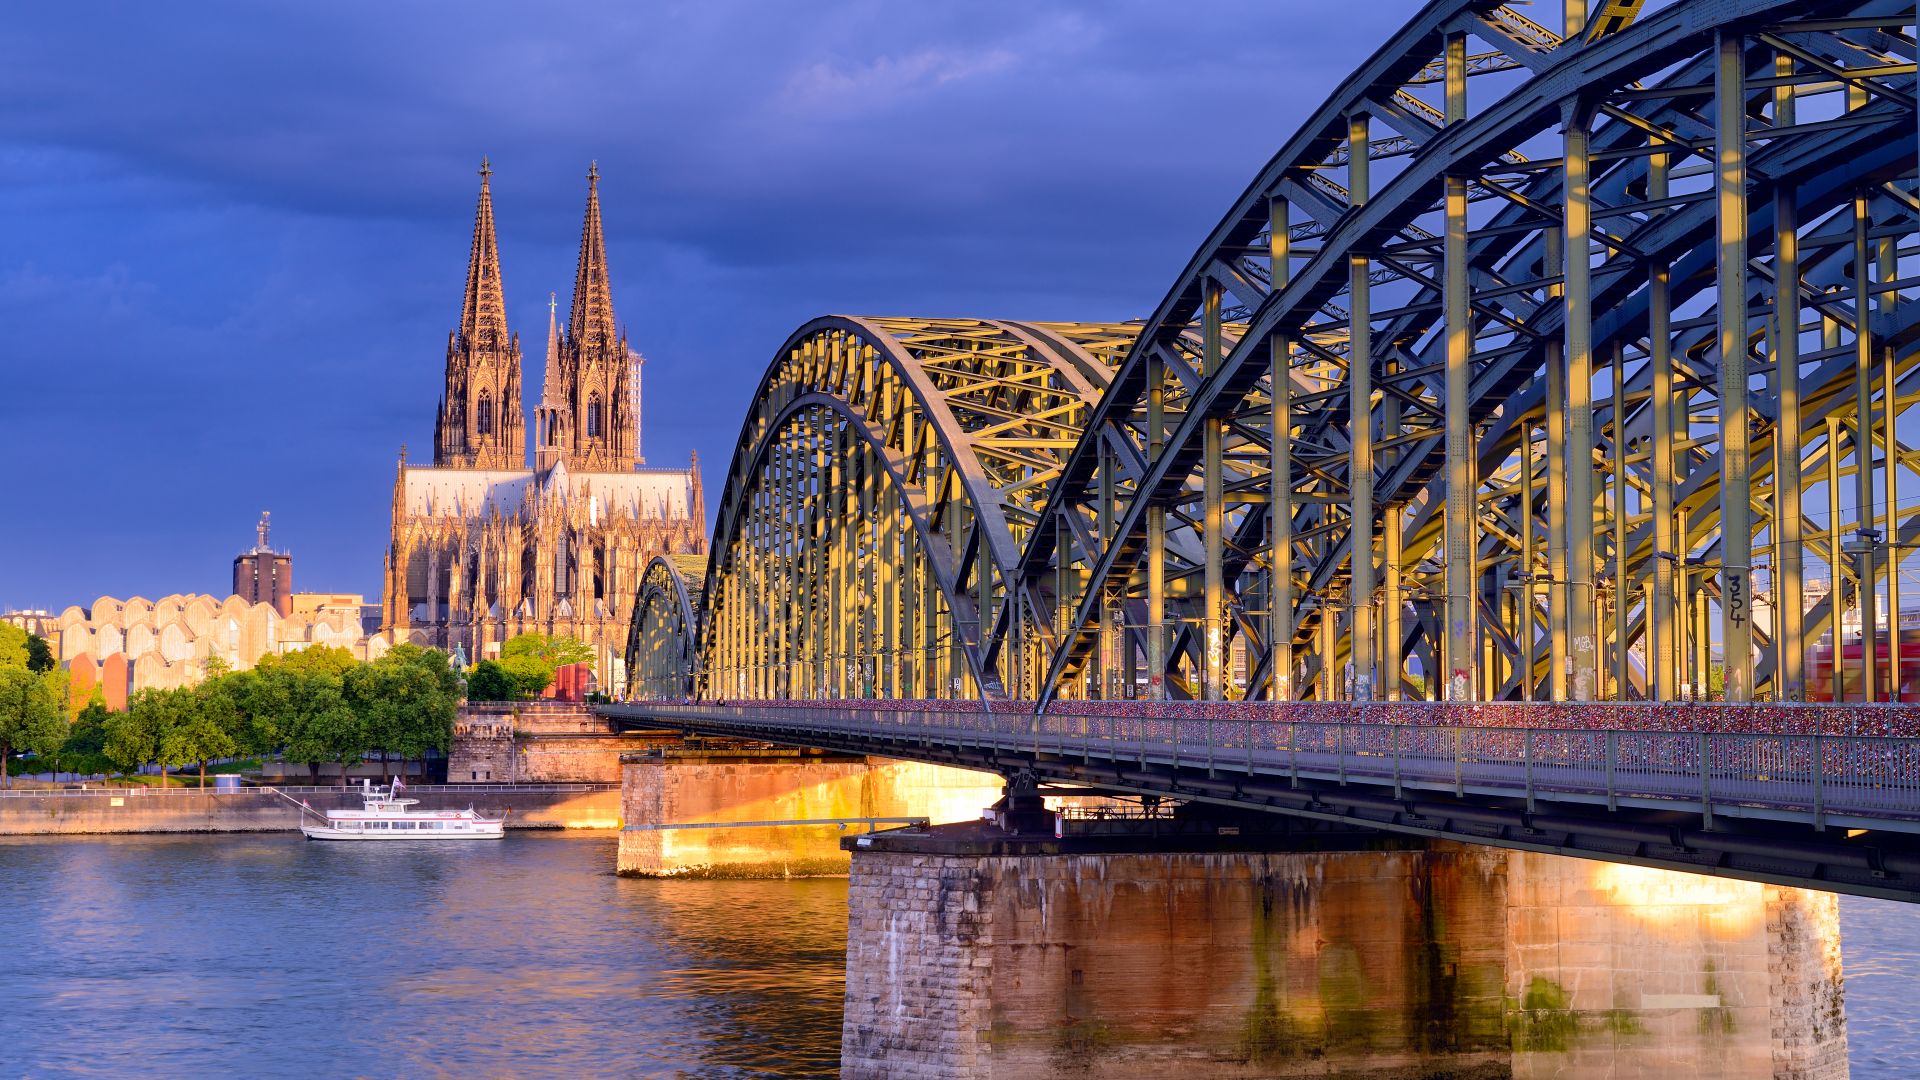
left=629, top=0, right=1919, bottom=709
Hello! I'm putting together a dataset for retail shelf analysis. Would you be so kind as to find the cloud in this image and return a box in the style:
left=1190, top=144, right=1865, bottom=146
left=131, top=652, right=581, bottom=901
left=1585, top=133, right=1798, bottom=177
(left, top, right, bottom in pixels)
left=783, top=47, right=1021, bottom=113
left=0, top=0, right=1424, bottom=607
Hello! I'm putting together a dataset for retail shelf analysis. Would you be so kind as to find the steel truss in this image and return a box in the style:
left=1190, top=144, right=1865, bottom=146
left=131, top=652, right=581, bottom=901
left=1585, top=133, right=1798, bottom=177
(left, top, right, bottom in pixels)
left=670, top=317, right=1140, bottom=699
left=627, top=554, right=705, bottom=699
left=632, top=0, right=1919, bottom=709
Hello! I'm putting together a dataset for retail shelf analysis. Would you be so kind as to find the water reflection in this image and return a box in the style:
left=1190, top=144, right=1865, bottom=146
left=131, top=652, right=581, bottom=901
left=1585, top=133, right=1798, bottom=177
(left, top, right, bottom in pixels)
left=1842, top=895, right=1920, bottom=1080
left=3, top=833, right=1915, bottom=1078
left=0, top=833, right=845, bottom=1078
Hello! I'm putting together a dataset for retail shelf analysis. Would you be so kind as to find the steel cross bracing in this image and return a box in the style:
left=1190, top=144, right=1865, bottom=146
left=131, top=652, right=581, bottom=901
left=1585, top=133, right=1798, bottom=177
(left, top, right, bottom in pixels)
left=677, top=317, right=1145, bottom=700
left=627, top=554, right=705, bottom=699
left=1019, top=0, right=1919, bottom=708
left=627, top=0, right=1919, bottom=713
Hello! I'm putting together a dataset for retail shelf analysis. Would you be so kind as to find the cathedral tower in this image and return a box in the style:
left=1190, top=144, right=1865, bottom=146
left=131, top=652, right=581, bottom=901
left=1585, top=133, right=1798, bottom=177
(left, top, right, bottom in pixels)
left=434, top=159, right=525, bottom=470
left=550, top=163, right=640, bottom=473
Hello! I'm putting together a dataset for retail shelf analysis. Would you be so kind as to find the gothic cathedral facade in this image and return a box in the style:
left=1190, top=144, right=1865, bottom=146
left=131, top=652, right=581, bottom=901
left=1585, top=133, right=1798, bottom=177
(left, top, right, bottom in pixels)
left=382, top=163, right=707, bottom=692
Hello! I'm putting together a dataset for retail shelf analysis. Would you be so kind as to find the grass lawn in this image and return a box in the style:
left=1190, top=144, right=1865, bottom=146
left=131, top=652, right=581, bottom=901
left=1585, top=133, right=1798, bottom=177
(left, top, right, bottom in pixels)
left=101, top=760, right=264, bottom=788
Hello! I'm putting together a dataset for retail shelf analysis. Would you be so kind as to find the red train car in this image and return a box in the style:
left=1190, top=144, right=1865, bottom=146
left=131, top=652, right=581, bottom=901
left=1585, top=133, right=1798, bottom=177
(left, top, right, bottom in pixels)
left=1806, top=627, right=1920, bottom=702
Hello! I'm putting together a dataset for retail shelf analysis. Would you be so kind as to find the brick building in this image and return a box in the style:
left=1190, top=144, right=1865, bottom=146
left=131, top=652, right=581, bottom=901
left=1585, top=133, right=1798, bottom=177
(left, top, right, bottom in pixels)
left=232, top=512, right=293, bottom=616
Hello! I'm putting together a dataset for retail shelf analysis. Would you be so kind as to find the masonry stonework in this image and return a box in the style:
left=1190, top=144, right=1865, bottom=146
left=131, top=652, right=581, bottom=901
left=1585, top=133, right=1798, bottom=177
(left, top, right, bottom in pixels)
left=449, top=702, right=674, bottom=784
left=617, top=751, right=1003, bottom=877
left=842, top=835, right=1847, bottom=1080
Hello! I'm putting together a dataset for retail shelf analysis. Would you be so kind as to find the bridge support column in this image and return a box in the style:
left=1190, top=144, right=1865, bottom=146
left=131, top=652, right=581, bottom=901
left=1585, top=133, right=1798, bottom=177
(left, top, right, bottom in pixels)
left=615, top=746, right=1001, bottom=877
left=842, top=824, right=1845, bottom=1079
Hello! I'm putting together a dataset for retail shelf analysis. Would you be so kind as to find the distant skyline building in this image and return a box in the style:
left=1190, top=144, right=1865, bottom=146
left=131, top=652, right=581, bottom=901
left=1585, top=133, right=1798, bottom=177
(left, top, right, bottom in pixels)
left=382, top=162, right=706, bottom=689
left=232, top=511, right=293, bottom=616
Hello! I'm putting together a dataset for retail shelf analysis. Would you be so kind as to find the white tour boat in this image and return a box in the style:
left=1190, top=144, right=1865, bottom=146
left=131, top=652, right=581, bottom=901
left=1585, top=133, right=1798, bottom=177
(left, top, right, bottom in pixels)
left=299, top=779, right=505, bottom=841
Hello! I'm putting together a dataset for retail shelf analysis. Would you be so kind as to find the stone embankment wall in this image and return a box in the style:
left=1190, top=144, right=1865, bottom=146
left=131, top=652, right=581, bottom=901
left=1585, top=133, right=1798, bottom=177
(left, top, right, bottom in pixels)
left=449, top=702, right=673, bottom=783
left=0, top=785, right=621, bottom=835
left=842, top=839, right=1847, bottom=1080
left=618, top=752, right=1003, bottom=877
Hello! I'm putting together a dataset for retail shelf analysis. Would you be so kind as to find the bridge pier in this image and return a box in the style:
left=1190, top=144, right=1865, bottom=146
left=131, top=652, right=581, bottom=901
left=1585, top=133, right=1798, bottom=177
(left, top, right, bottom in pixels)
left=841, top=817, right=1846, bottom=1079
left=616, top=744, right=1002, bottom=877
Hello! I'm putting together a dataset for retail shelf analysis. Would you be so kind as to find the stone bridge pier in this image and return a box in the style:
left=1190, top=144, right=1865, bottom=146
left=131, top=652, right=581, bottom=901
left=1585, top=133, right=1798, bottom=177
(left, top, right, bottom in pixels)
left=616, top=743, right=1003, bottom=877
left=840, top=805, right=1848, bottom=1080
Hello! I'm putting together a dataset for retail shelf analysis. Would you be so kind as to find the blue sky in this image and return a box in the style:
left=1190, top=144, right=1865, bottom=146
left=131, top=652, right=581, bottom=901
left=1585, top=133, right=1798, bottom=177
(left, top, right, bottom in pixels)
left=0, top=0, right=1418, bottom=609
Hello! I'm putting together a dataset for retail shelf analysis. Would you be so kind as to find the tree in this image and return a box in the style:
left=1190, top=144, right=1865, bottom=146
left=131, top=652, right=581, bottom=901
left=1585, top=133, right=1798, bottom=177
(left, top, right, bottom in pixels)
left=258, top=645, right=357, bottom=680
left=0, top=624, right=28, bottom=670
left=25, top=634, right=55, bottom=674
left=281, top=678, right=365, bottom=785
left=501, top=633, right=594, bottom=668
left=62, top=699, right=113, bottom=777
left=466, top=660, right=517, bottom=702
left=200, top=670, right=267, bottom=756
left=124, top=688, right=194, bottom=786
left=105, top=692, right=165, bottom=779
left=170, top=680, right=242, bottom=787
left=498, top=654, right=556, bottom=699
left=347, top=647, right=458, bottom=780
left=0, top=666, right=67, bottom=787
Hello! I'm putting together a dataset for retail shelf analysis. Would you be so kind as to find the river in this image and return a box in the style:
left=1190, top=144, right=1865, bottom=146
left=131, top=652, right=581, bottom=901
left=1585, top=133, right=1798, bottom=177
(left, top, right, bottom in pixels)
left=0, top=833, right=1912, bottom=1078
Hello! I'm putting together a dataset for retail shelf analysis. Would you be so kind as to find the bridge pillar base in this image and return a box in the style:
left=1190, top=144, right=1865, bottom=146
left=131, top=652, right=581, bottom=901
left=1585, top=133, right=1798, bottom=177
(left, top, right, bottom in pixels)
left=841, top=826, right=1845, bottom=1079
left=616, top=746, right=1002, bottom=877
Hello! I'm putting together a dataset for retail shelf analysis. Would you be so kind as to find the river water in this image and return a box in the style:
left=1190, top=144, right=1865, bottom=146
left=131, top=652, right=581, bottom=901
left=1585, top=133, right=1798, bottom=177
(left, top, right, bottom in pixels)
left=0, top=833, right=1912, bottom=1078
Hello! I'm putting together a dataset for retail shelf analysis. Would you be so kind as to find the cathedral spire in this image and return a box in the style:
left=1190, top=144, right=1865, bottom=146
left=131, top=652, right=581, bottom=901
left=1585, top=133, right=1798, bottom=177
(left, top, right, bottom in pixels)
left=542, top=291, right=562, bottom=401
left=460, top=157, right=508, bottom=352
left=535, top=291, right=566, bottom=471
left=568, top=161, right=617, bottom=352
left=436, top=158, right=524, bottom=470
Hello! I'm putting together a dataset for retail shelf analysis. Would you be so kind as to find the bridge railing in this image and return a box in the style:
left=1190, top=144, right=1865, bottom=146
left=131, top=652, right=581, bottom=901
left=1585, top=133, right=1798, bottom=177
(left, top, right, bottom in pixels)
left=605, top=702, right=1920, bottom=832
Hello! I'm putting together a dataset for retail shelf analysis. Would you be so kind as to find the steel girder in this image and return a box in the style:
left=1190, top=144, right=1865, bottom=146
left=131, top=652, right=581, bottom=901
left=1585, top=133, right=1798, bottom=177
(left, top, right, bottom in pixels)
left=689, top=317, right=1138, bottom=700
left=625, top=554, right=705, bottom=699
left=1020, top=0, right=1918, bottom=707
left=631, top=0, right=1917, bottom=709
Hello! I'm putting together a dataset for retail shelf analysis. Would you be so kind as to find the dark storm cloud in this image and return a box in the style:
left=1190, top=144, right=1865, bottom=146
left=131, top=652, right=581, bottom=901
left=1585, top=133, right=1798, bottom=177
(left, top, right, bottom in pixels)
left=0, top=0, right=1418, bottom=606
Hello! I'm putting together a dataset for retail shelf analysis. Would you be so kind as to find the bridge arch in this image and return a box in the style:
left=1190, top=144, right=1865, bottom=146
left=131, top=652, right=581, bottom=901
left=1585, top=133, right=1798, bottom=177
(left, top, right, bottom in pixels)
left=1017, top=0, right=1918, bottom=706
left=688, top=316, right=1139, bottom=700
left=624, top=554, right=705, bottom=699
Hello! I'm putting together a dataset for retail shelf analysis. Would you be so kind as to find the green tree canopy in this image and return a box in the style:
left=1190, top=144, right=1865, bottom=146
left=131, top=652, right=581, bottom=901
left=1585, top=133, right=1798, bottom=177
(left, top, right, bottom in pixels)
left=107, top=689, right=178, bottom=779
left=25, top=634, right=55, bottom=673
left=501, top=633, right=593, bottom=668
left=346, top=647, right=458, bottom=778
left=498, top=654, right=557, bottom=699
left=280, top=676, right=365, bottom=784
left=162, top=680, right=243, bottom=787
left=466, top=660, right=517, bottom=702
left=0, top=624, right=29, bottom=670
left=0, top=665, right=67, bottom=787
left=258, top=645, right=357, bottom=680
left=62, top=700, right=113, bottom=776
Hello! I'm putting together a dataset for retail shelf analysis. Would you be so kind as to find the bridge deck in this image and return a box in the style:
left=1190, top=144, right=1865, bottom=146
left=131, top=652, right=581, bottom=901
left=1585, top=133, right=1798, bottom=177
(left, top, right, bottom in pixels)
left=601, top=701, right=1920, bottom=903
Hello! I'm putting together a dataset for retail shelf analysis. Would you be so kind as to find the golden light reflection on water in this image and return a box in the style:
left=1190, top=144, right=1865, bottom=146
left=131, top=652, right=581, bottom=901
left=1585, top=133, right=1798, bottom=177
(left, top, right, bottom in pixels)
left=1586, top=861, right=1763, bottom=935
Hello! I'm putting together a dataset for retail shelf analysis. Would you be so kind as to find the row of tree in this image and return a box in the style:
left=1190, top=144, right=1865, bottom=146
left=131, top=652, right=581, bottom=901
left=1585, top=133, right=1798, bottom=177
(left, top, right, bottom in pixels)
left=0, top=627, right=597, bottom=787
left=0, top=624, right=67, bottom=788
left=100, top=645, right=463, bottom=785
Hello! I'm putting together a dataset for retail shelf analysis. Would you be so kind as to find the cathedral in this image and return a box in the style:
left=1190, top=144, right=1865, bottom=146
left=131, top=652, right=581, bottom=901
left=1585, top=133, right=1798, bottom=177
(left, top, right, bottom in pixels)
left=382, top=162, right=707, bottom=691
